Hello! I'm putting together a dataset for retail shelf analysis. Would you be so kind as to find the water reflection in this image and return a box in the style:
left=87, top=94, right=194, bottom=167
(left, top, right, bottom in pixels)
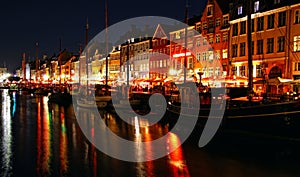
left=1, top=90, right=13, bottom=176
left=0, top=92, right=299, bottom=177
left=36, top=96, right=52, bottom=176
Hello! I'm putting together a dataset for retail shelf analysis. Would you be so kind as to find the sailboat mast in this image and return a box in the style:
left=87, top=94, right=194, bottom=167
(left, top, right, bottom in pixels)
left=36, top=42, right=39, bottom=83
left=183, top=0, right=189, bottom=83
left=22, top=53, right=26, bottom=83
left=59, top=38, right=62, bottom=85
left=105, top=0, right=109, bottom=87
left=85, top=18, right=89, bottom=90
left=247, top=0, right=253, bottom=100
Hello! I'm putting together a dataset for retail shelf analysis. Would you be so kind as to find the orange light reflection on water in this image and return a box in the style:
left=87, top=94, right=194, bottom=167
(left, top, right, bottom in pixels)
left=167, top=132, right=191, bottom=177
left=36, top=97, right=52, bottom=176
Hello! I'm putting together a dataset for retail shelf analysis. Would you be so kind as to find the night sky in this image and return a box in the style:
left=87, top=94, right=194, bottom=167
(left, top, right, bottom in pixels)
left=0, top=0, right=206, bottom=72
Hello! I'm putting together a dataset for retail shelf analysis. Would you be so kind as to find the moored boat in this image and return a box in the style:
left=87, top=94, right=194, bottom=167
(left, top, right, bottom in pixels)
left=167, top=86, right=300, bottom=140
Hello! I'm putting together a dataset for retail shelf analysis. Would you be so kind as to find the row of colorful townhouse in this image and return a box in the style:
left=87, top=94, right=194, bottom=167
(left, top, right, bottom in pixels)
left=16, top=0, right=300, bottom=92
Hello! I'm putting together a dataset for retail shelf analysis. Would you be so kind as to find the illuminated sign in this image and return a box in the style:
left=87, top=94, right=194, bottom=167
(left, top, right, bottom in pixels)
left=172, top=52, right=191, bottom=58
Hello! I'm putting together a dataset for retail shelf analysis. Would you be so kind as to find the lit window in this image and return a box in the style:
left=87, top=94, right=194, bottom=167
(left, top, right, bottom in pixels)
left=203, top=22, right=207, bottom=30
left=215, top=67, right=221, bottom=76
left=208, top=51, right=214, bottom=61
left=216, top=34, right=220, bottom=43
left=175, top=32, right=180, bottom=39
left=294, top=36, right=300, bottom=52
left=238, top=6, right=243, bottom=15
left=209, top=36, right=213, bottom=44
left=222, top=49, right=228, bottom=59
left=216, top=50, right=220, bottom=60
left=202, top=67, right=207, bottom=77
left=203, top=38, right=207, bottom=45
left=196, top=39, right=201, bottom=46
left=222, top=33, right=228, bottom=42
left=294, top=62, right=300, bottom=71
left=208, top=67, right=214, bottom=77
left=202, top=52, right=207, bottom=61
left=196, top=52, right=201, bottom=61
left=254, top=1, right=260, bottom=12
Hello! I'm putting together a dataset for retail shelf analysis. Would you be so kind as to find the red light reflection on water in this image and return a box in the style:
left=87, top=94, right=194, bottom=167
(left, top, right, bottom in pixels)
left=59, top=107, right=68, bottom=175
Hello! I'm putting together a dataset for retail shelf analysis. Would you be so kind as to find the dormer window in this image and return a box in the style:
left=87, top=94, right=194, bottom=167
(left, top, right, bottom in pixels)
left=254, top=1, right=259, bottom=12
left=207, top=5, right=214, bottom=16
left=238, top=6, right=243, bottom=15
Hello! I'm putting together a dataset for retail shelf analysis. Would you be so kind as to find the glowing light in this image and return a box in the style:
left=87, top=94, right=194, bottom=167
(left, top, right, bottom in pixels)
left=172, top=52, right=191, bottom=58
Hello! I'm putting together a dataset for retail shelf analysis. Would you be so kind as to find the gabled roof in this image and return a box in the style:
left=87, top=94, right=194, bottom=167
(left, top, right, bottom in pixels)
left=153, top=24, right=168, bottom=39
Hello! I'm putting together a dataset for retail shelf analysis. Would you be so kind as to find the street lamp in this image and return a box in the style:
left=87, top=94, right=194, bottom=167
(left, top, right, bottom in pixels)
left=197, top=71, right=203, bottom=85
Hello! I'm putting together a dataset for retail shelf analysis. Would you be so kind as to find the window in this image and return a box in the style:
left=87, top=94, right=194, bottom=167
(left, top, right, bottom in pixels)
left=274, top=0, right=280, bottom=5
left=295, top=62, right=300, bottom=71
left=240, top=42, right=246, bottom=56
left=208, top=51, right=214, bottom=62
left=175, top=32, right=180, bottom=39
left=208, top=67, right=214, bottom=77
left=222, top=33, right=228, bottom=42
left=240, top=21, right=246, bottom=34
left=207, top=5, right=214, bottom=16
left=216, top=18, right=221, bottom=27
left=215, top=67, right=221, bottom=76
left=256, top=65, right=263, bottom=77
left=251, top=41, right=255, bottom=55
left=222, top=49, right=228, bottom=59
left=240, top=66, right=246, bottom=76
left=208, top=20, right=214, bottom=33
left=267, top=14, right=275, bottom=29
left=223, top=16, right=229, bottom=26
left=196, top=39, right=201, bottom=46
left=202, top=67, right=207, bottom=78
left=278, top=11, right=286, bottom=27
left=196, top=23, right=202, bottom=32
left=267, top=38, right=274, bottom=53
left=203, top=38, right=207, bottom=45
left=232, top=44, right=238, bottom=57
left=232, top=66, right=237, bottom=76
left=196, top=52, right=201, bottom=61
left=216, top=50, right=220, bottom=60
left=257, top=17, right=264, bottom=31
left=277, top=36, right=285, bottom=52
left=202, top=52, right=207, bottom=61
left=238, top=6, right=243, bottom=15
left=294, top=36, right=300, bottom=52
left=188, top=57, right=193, bottom=69
left=257, top=40, right=263, bottom=54
left=209, top=36, right=213, bottom=44
left=216, top=34, right=220, bottom=43
left=203, top=22, right=207, bottom=30
left=233, top=23, right=238, bottom=36
left=295, top=10, right=300, bottom=24
left=251, top=19, right=255, bottom=32
left=254, top=1, right=260, bottom=12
